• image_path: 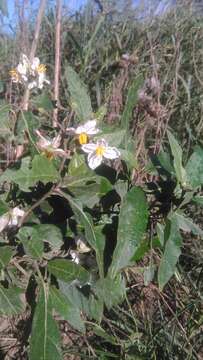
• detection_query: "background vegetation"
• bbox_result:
[0,0,202,359]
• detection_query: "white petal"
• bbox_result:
[66,127,76,134]
[0,213,10,232]
[81,142,97,153]
[17,63,27,76]
[87,152,102,169]
[84,120,99,135]
[36,130,51,149]
[97,138,108,147]
[103,146,120,160]
[75,125,86,134]
[21,75,28,82]
[52,134,61,148]
[28,81,37,89]
[31,57,40,70]
[53,149,67,157]
[70,250,80,264]
[12,207,25,218]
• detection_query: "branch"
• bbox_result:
[21,0,47,111]
[53,0,62,127]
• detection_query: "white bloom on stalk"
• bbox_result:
[66,120,99,145]
[28,57,50,89]
[0,207,25,233]
[10,54,50,90]
[36,130,66,159]
[82,138,120,170]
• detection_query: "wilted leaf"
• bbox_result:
[109,187,148,277]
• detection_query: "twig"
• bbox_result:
[53,0,62,127]
[21,0,47,111]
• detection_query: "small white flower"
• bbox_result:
[0,207,25,233]
[76,237,91,253]
[82,138,120,170]
[70,250,80,264]
[36,130,66,159]
[66,120,99,145]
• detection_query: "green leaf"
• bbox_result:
[186,146,203,188]
[120,75,144,148]
[158,217,182,290]
[0,286,26,315]
[16,111,39,143]
[0,246,13,270]
[109,187,148,277]
[94,275,125,310]
[1,155,59,191]
[58,190,104,277]
[173,212,203,237]
[48,259,90,283]
[65,65,92,121]
[95,128,126,148]
[59,281,103,322]
[32,93,54,111]
[167,130,187,186]
[50,286,85,333]
[0,200,9,216]
[0,103,12,138]
[34,224,63,251]
[29,285,62,360]
[17,226,44,259]
[193,195,203,207]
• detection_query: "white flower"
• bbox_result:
[0,207,25,233]
[82,138,120,170]
[10,54,50,90]
[76,237,91,253]
[66,120,99,145]
[36,130,66,159]
[70,250,80,264]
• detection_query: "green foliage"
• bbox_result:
[65,65,92,122]
[109,187,148,278]
[29,285,62,360]
[0,286,26,316]
[186,146,203,188]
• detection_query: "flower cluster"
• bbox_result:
[10,53,50,90]
[67,120,120,169]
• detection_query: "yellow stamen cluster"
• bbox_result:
[37,64,46,73]
[9,69,19,81]
[78,133,88,145]
[96,146,105,157]
[43,149,54,161]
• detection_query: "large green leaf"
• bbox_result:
[158,216,182,290]
[0,286,26,315]
[0,103,12,138]
[29,285,62,360]
[48,259,90,283]
[35,224,63,251]
[17,226,44,259]
[50,286,85,333]
[120,75,144,148]
[16,111,39,143]
[59,281,103,322]
[0,246,13,270]
[109,187,148,278]
[0,155,59,191]
[94,275,126,310]
[186,146,203,188]
[173,212,203,237]
[65,65,92,121]
[57,190,104,277]
[167,131,187,186]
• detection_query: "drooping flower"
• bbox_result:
[36,130,66,159]
[0,207,25,233]
[81,138,120,170]
[66,120,99,145]
[9,54,29,84]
